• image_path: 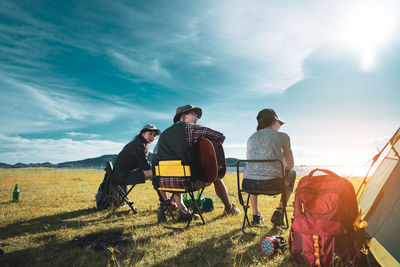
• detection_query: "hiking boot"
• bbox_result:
[224,204,240,215]
[271,208,284,226]
[177,209,192,222]
[177,209,200,222]
[168,202,178,211]
[157,204,168,224]
[252,213,264,225]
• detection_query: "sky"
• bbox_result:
[0,0,399,166]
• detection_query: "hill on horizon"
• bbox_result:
[0,153,241,169]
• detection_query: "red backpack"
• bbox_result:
[289,169,362,266]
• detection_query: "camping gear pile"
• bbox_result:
[183,191,214,213]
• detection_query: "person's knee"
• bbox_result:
[213,178,223,187]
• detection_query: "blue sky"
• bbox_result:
[1,0,399,166]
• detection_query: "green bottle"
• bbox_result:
[13,184,19,202]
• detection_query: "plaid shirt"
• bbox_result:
[157,122,225,190]
[183,123,225,145]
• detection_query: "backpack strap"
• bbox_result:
[309,168,341,179]
[313,235,321,267]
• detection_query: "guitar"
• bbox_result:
[194,138,226,183]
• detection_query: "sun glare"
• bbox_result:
[337,2,398,71]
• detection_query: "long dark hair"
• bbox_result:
[140,129,153,155]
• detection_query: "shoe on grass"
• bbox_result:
[224,203,240,215]
[157,204,167,224]
[252,213,264,225]
[168,202,178,211]
[271,208,284,226]
[177,209,200,222]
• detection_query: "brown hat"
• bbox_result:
[140,124,161,135]
[256,108,285,130]
[173,104,202,123]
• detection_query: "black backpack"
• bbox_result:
[95,162,124,210]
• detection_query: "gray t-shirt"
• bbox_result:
[243,128,294,180]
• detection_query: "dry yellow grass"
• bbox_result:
[0,168,362,266]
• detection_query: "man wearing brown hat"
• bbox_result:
[152,105,240,220]
[243,108,296,226]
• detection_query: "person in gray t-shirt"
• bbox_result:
[243,108,296,225]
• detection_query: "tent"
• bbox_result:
[357,127,400,266]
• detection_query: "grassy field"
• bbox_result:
[0,168,363,266]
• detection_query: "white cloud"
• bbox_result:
[66,132,100,138]
[0,134,124,164]
[190,55,215,66]
[109,49,171,85]
[0,75,129,135]
[212,0,400,93]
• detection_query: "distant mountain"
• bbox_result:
[226,157,245,167]
[55,154,119,169]
[0,154,120,169]
[0,153,240,169]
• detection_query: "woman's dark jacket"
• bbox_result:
[114,134,151,181]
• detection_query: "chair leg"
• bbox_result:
[166,192,176,222]
[186,188,205,228]
[242,193,251,233]
[282,206,289,229]
[111,185,125,214]
[281,190,289,229]
[111,185,137,214]
[156,190,177,223]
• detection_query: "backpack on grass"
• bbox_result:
[289,169,364,266]
[95,162,123,211]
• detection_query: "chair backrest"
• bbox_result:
[237,159,285,197]
[155,160,191,177]
[154,160,207,192]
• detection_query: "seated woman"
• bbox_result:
[113,124,177,210]
[243,109,296,225]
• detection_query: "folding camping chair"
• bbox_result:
[104,161,138,214]
[154,160,208,229]
[237,159,289,233]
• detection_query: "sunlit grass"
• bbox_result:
[0,168,362,266]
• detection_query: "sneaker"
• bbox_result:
[192,213,201,221]
[252,213,264,225]
[224,204,240,215]
[271,209,284,226]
